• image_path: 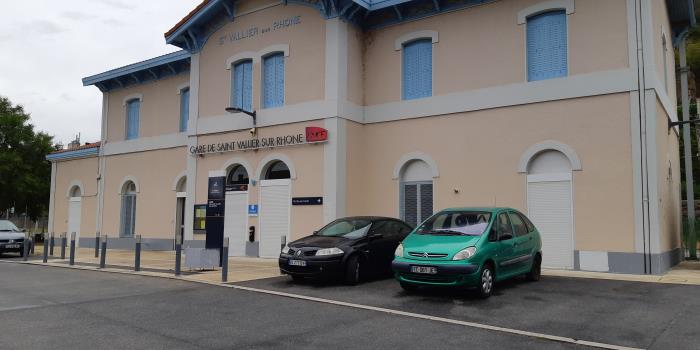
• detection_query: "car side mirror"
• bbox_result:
[499,233,514,241]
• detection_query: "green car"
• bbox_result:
[392,207,542,298]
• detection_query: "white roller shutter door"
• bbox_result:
[527,176,573,269]
[68,197,82,247]
[224,191,248,256]
[259,179,290,258]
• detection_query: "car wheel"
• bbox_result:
[344,255,361,285]
[477,263,494,298]
[18,249,24,258]
[526,255,542,282]
[400,282,418,292]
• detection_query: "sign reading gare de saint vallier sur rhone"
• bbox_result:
[189,127,329,155]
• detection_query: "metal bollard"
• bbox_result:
[174,234,182,276]
[22,232,29,261]
[49,234,55,256]
[43,235,49,263]
[30,235,35,255]
[280,236,286,253]
[94,232,100,258]
[134,235,141,272]
[60,233,66,260]
[222,237,229,283]
[99,235,107,268]
[69,232,76,266]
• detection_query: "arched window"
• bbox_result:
[69,185,82,198]
[232,60,253,112]
[125,99,140,139]
[120,181,137,237]
[226,164,250,186]
[526,10,568,82]
[399,160,433,227]
[402,39,433,100]
[262,53,284,108]
[264,160,291,180]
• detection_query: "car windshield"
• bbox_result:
[0,220,20,232]
[315,219,372,239]
[416,211,492,236]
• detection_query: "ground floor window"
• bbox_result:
[401,182,433,227]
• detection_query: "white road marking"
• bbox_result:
[7,260,644,350]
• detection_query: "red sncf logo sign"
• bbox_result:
[306,127,328,142]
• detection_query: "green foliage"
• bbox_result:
[0,96,54,219]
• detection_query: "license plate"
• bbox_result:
[4,244,20,249]
[411,266,437,274]
[289,259,306,267]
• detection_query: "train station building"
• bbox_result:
[47,0,695,274]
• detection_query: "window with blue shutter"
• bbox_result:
[527,10,568,82]
[232,60,253,112]
[125,99,140,140]
[179,87,189,132]
[402,39,432,100]
[262,53,284,108]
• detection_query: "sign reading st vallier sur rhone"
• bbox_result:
[218,15,302,46]
[190,127,328,155]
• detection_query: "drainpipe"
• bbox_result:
[679,31,697,259]
[633,0,652,273]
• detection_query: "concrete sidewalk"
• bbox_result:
[25,245,281,284]
[12,244,700,286]
[543,260,700,285]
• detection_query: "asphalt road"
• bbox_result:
[237,272,700,350]
[0,263,582,350]
[1,262,698,349]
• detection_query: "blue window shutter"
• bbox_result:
[402,39,432,100]
[242,61,252,111]
[527,10,568,82]
[232,60,253,111]
[179,88,189,132]
[263,53,284,108]
[126,100,139,139]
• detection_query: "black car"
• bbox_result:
[0,220,31,257]
[279,216,413,284]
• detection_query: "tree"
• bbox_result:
[0,96,54,220]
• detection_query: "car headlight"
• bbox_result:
[281,246,290,254]
[394,243,404,257]
[315,247,344,256]
[452,246,477,261]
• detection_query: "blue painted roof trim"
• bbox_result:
[46,147,99,162]
[82,50,191,92]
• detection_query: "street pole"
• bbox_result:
[680,34,697,259]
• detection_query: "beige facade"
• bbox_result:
[49,0,689,274]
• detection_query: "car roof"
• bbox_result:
[337,216,403,223]
[440,207,518,213]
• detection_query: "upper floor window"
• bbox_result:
[402,39,432,100]
[526,10,568,82]
[125,99,140,140]
[179,87,189,132]
[262,53,284,108]
[232,60,253,112]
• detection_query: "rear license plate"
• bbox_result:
[411,266,437,274]
[289,259,306,267]
[4,244,20,249]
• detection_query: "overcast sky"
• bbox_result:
[0,0,201,145]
